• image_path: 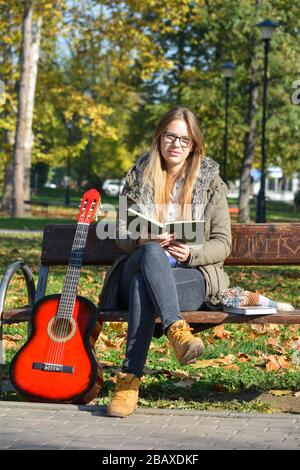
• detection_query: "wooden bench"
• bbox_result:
[1,222,300,392]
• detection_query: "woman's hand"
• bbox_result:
[137,231,175,248]
[167,240,190,263]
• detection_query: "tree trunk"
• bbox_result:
[238,60,259,223]
[1,6,15,213]
[12,2,32,217]
[12,2,42,217]
[23,15,43,215]
[1,129,15,213]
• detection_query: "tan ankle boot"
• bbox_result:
[106,372,141,418]
[167,320,205,365]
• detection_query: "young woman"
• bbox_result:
[99,106,232,417]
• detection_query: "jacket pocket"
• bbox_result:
[199,263,229,300]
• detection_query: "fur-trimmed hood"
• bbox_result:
[122,153,227,221]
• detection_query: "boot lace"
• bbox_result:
[170,322,194,344]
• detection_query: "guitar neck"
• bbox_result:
[57,223,90,319]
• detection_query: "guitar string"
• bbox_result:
[48,267,81,367]
[45,223,90,367]
[47,223,88,367]
[45,224,87,367]
[46,223,89,368]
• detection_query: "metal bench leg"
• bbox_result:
[0,261,36,395]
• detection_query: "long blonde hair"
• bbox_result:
[141,106,205,222]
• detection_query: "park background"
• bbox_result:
[0,0,300,412]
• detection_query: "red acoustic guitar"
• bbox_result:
[10,189,103,404]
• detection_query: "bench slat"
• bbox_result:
[98,309,300,325]
[3,307,299,326]
[227,223,300,265]
[2,307,33,323]
[41,223,300,266]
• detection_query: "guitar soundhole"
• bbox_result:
[47,317,76,343]
[52,319,72,338]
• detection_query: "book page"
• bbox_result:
[163,221,204,245]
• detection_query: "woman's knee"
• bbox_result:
[142,242,165,259]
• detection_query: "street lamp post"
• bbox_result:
[255,19,278,223]
[221,62,236,184]
[65,156,71,206]
[65,120,73,206]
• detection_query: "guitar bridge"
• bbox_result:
[32,362,74,374]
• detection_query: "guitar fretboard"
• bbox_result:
[56,223,89,320]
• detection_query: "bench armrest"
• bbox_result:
[0,261,36,316]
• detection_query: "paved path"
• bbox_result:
[0,229,43,235]
[0,401,299,450]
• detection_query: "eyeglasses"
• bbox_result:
[162,132,192,149]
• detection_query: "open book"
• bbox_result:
[222,305,277,315]
[127,207,204,246]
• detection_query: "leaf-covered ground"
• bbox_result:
[1,232,299,413]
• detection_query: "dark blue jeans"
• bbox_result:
[119,242,206,377]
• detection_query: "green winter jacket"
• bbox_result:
[98,154,232,312]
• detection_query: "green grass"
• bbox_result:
[0,215,74,230]
[91,325,300,413]
[0,232,299,413]
[228,197,300,222]
[0,196,299,231]
[31,187,119,208]
[0,188,120,230]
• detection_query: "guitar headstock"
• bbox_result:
[78,189,101,224]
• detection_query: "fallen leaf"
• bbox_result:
[106,376,117,384]
[173,379,195,389]
[265,355,291,371]
[150,343,170,354]
[237,353,251,363]
[264,355,280,371]
[143,368,172,377]
[205,334,216,345]
[3,334,22,350]
[107,322,127,334]
[98,360,115,367]
[98,332,125,350]
[250,324,281,336]
[269,390,293,396]
[191,354,236,369]
[277,355,292,369]
[267,338,285,354]
[267,337,278,348]
[222,354,236,364]
[223,364,240,371]
[238,272,248,279]
[294,391,300,397]
[190,359,219,369]
[291,339,300,350]
[4,334,22,341]
[172,370,190,379]
[3,339,19,350]
[213,325,232,340]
